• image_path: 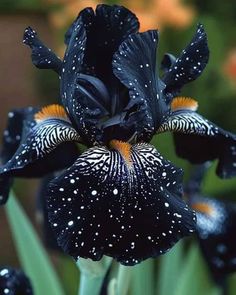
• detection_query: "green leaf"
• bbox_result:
[157,240,184,295]
[174,243,221,295]
[6,193,64,295]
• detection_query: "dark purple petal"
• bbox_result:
[163,24,209,102]
[0,107,37,205]
[0,107,80,178]
[0,267,33,295]
[36,173,61,251]
[48,143,195,266]
[190,196,236,283]
[23,27,62,74]
[61,5,140,144]
[161,53,177,74]
[158,110,236,178]
[113,30,168,141]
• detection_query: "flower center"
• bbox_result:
[109,140,132,167]
[191,202,214,216]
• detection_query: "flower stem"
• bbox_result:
[78,274,104,295]
[77,257,112,295]
[116,265,132,295]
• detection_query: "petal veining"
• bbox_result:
[48,143,196,265]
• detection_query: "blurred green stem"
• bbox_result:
[116,265,132,295]
[78,274,105,295]
[131,260,155,295]
[77,257,112,295]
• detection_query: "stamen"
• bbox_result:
[110,140,132,167]
[171,97,198,112]
[35,104,69,123]
[191,202,214,216]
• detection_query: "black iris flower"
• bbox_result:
[0,267,33,295]
[186,164,236,285]
[1,4,236,265]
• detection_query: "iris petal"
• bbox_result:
[158,109,236,178]
[78,5,139,82]
[0,267,33,295]
[163,24,209,102]
[161,53,177,74]
[0,108,37,205]
[61,19,100,145]
[0,105,80,178]
[23,27,62,74]
[113,30,167,141]
[190,196,236,283]
[61,5,140,144]
[47,143,195,266]
[37,173,61,251]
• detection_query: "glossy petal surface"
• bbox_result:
[48,143,196,265]
[159,110,236,178]
[0,108,80,178]
[113,30,167,140]
[0,108,37,205]
[37,174,61,251]
[61,5,140,144]
[163,24,209,102]
[23,27,62,74]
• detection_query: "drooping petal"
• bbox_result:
[0,105,80,178]
[0,267,33,295]
[23,27,62,74]
[158,98,236,178]
[47,142,196,266]
[184,163,211,195]
[0,107,37,205]
[112,30,168,141]
[36,173,61,251]
[190,196,236,283]
[162,24,209,102]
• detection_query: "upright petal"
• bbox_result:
[61,5,140,144]
[48,142,196,266]
[162,24,209,102]
[23,27,62,74]
[161,53,177,74]
[158,97,236,178]
[113,30,168,141]
[0,105,80,179]
[61,18,105,145]
[77,5,139,84]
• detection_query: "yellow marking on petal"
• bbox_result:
[171,97,198,112]
[110,140,132,167]
[191,202,214,216]
[35,104,69,123]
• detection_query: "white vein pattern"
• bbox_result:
[158,112,216,136]
[48,143,196,265]
[2,119,81,171]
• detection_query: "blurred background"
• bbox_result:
[0,0,236,294]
